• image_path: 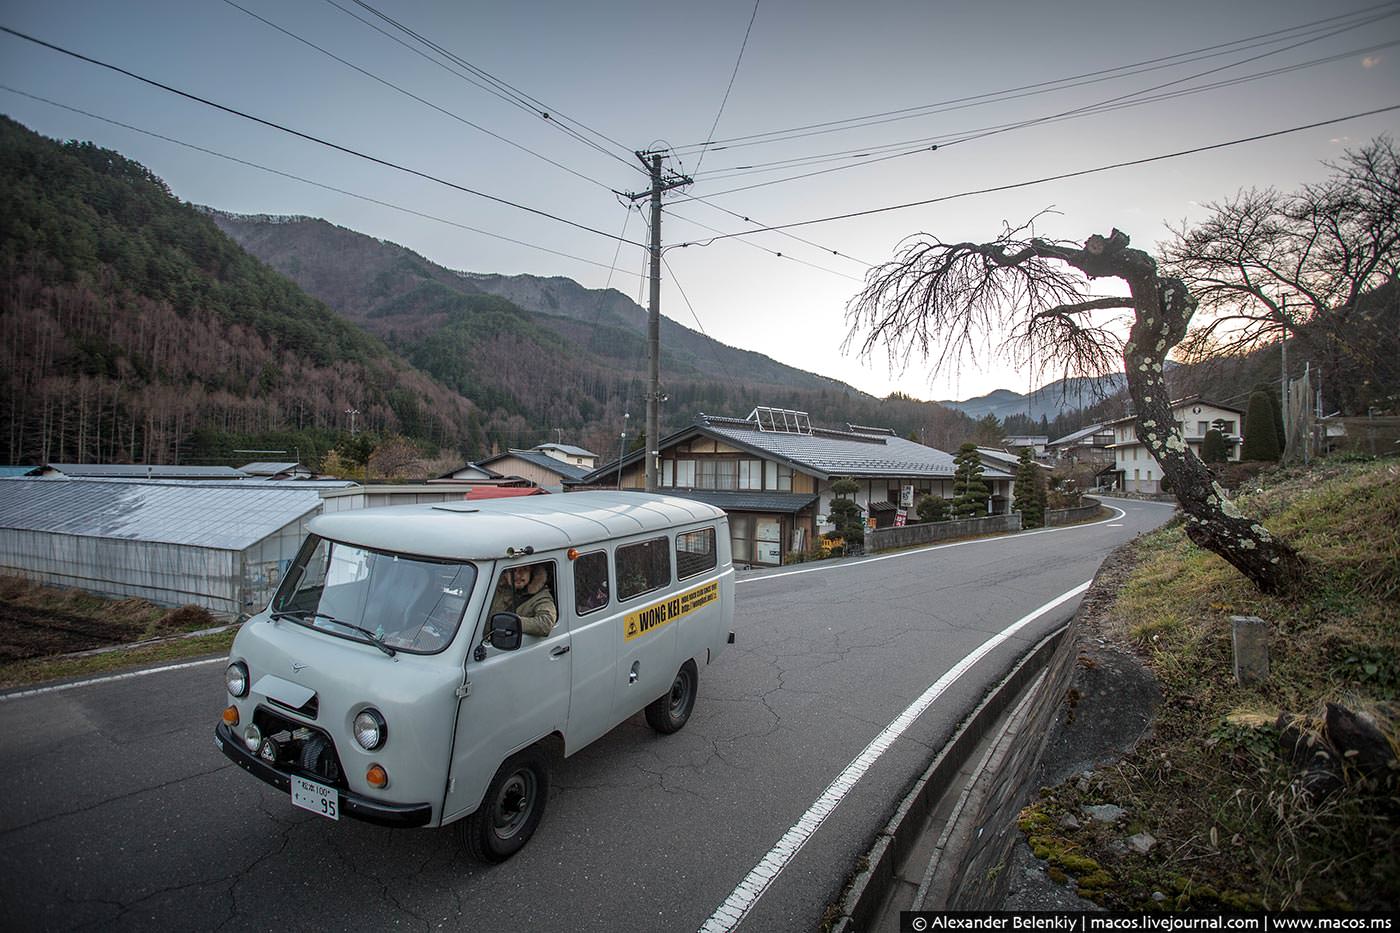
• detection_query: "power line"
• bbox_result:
[677,104,1400,246]
[0,85,645,277]
[688,27,1399,201]
[0,25,647,249]
[340,0,640,172]
[691,0,760,177]
[690,35,1400,187]
[220,0,622,195]
[671,1,1400,155]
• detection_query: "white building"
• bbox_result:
[1105,397,1245,493]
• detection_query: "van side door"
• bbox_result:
[612,535,678,721]
[442,560,571,821]
[560,548,618,752]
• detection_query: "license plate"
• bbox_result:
[291,775,339,821]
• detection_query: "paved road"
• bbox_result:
[0,499,1174,931]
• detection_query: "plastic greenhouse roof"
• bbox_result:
[0,479,323,550]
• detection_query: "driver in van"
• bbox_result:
[489,564,558,637]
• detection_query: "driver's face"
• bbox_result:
[510,567,532,589]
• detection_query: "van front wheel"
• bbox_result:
[459,747,550,862]
[645,661,697,734]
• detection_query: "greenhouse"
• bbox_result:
[0,479,326,615]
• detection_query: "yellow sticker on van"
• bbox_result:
[623,580,719,642]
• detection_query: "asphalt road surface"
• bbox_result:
[0,498,1175,932]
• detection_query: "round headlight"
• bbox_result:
[226,661,249,698]
[353,709,387,751]
[242,723,262,753]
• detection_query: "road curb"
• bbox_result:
[829,624,1067,933]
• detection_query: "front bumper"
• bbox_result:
[214,722,433,828]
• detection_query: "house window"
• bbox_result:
[730,515,753,563]
[1197,421,1210,435]
[676,528,717,579]
[675,459,696,487]
[1217,420,1236,434]
[737,460,762,490]
[616,537,671,601]
[696,460,738,489]
[764,461,792,491]
[662,460,674,487]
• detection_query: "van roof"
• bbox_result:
[308,490,727,560]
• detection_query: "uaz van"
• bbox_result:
[214,491,734,860]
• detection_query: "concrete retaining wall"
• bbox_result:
[867,513,1022,552]
[1045,497,1102,527]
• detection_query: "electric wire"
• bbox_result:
[691,35,1400,185]
[676,104,1400,246]
[673,1,1400,155]
[0,84,644,276]
[0,25,648,249]
[690,29,1400,200]
[340,0,639,172]
[664,206,864,281]
[691,0,760,177]
[221,0,622,195]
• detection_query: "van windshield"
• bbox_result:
[271,535,477,654]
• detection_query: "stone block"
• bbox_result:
[1231,615,1270,685]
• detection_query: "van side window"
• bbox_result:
[574,551,610,615]
[676,527,717,580]
[616,536,671,601]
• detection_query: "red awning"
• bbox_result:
[464,485,549,500]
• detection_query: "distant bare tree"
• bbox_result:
[1160,137,1400,412]
[847,223,1307,595]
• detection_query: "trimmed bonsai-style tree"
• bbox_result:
[1241,389,1281,462]
[1201,428,1230,465]
[916,493,949,522]
[1012,447,1045,528]
[952,443,989,519]
[825,477,865,553]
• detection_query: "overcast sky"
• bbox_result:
[2,0,1397,405]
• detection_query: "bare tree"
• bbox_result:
[847,224,1307,595]
[1160,137,1400,412]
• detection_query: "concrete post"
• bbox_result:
[1231,615,1270,685]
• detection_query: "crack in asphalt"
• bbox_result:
[0,761,236,838]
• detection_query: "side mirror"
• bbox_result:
[488,612,523,651]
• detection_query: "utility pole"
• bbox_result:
[627,151,691,492]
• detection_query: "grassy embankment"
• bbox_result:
[1021,456,1399,910]
[0,576,234,690]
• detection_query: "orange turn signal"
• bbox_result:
[222,705,239,726]
[366,764,389,789]
[567,547,579,561]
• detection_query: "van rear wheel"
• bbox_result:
[459,747,550,862]
[645,661,697,734]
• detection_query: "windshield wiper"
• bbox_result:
[271,610,396,657]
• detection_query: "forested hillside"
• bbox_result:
[212,212,984,455]
[0,117,474,465]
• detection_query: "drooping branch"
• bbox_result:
[847,224,1308,595]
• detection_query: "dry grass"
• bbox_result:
[1023,457,1400,910]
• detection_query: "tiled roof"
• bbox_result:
[483,449,594,482]
[533,443,598,458]
[1048,423,1109,447]
[662,489,819,514]
[583,414,1014,482]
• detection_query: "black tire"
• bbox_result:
[458,746,550,862]
[645,661,697,734]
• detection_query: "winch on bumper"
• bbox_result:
[214,718,432,829]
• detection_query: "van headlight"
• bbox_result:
[226,661,249,698]
[353,709,387,751]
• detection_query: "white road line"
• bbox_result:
[698,580,1093,933]
[0,656,224,702]
[737,505,1128,585]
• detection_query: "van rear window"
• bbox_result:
[616,537,671,601]
[676,528,717,579]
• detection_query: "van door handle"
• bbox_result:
[550,645,571,658]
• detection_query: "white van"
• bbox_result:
[214,491,734,860]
